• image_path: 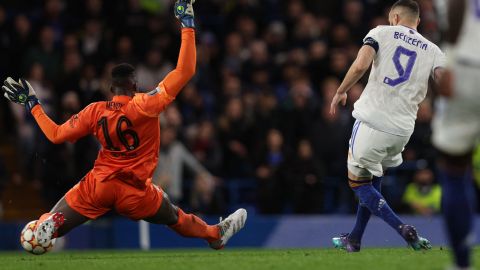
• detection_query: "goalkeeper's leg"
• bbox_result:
[144,193,220,243]
[144,192,247,249]
[35,196,90,244]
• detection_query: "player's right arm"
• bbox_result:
[2,77,94,144]
[330,26,381,115]
[330,45,376,115]
[131,0,196,117]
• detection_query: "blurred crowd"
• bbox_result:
[0,0,477,217]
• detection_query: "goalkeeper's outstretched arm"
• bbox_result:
[160,28,196,98]
[31,104,94,144]
[2,77,93,144]
[131,0,196,117]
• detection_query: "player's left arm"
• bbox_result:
[431,45,450,97]
[131,0,196,117]
[160,0,197,98]
[2,77,93,144]
[330,45,376,115]
[433,67,446,85]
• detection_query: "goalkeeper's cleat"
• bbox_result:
[332,233,361,252]
[209,208,247,250]
[400,224,432,251]
[35,212,65,245]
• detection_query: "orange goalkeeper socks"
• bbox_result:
[169,209,220,243]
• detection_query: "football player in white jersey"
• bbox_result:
[433,0,480,268]
[329,0,446,252]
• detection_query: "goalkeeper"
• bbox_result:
[3,0,246,252]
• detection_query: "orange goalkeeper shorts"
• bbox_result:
[65,172,164,220]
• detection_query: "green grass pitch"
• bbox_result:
[1,248,479,270]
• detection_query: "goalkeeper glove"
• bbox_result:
[2,77,40,112]
[174,0,196,29]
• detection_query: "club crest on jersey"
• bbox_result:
[69,114,79,128]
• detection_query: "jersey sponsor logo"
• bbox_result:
[111,152,138,158]
[393,31,428,50]
[384,46,417,87]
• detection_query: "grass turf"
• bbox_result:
[1,248,479,270]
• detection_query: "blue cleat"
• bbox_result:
[332,233,361,252]
[400,224,432,251]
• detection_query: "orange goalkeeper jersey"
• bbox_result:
[31,28,196,184]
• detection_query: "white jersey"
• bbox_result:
[432,0,480,155]
[455,0,480,64]
[353,25,446,136]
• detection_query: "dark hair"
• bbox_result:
[111,63,136,89]
[391,0,420,17]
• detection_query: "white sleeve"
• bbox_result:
[363,26,384,53]
[431,46,447,78]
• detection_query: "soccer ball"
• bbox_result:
[20,220,56,255]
